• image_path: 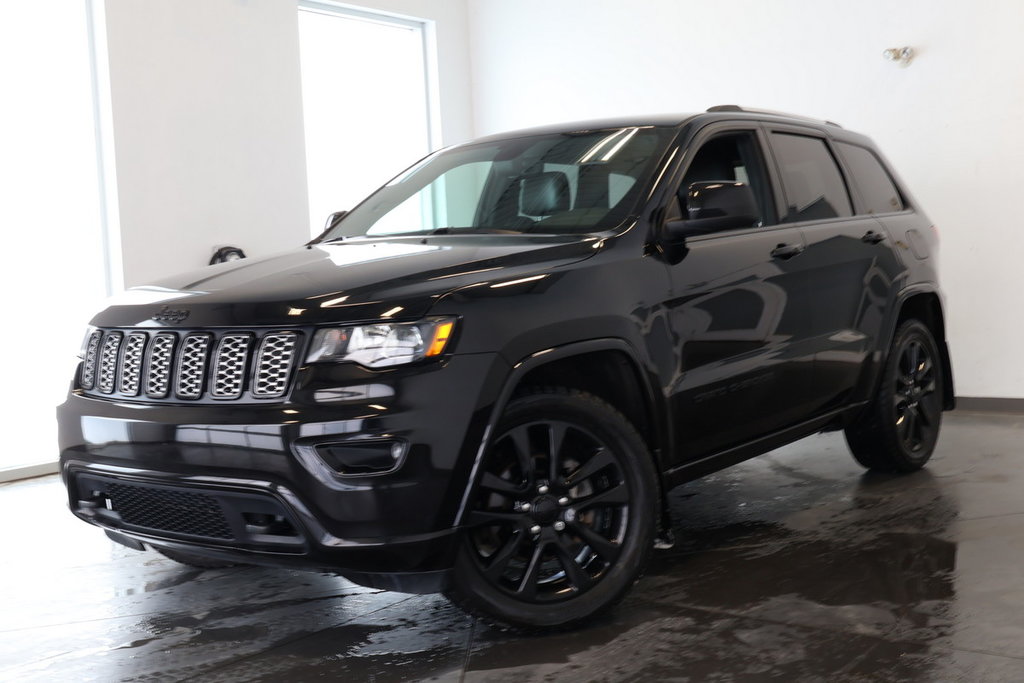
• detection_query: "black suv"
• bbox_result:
[59,106,954,630]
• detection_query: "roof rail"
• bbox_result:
[706,104,842,128]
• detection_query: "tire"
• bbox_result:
[445,387,658,631]
[845,320,945,473]
[154,546,240,569]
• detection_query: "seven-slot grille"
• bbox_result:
[80,329,300,402]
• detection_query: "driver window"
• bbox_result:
[676,132,774,229]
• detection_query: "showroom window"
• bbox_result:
[0,2,110,477]
[298,3,435,238]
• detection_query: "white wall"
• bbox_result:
[102,0,474,289]
[103,0,311,287]
[468,0,1024,399]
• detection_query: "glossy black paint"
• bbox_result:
[58,110,953,592]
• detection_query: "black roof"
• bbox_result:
[469,106,874,148]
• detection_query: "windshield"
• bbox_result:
[322,126,677,240]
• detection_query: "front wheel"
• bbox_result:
[445,387,658,631]
[845,320,945,473]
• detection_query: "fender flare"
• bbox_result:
[452,338,665,526]
[879,284,955,410]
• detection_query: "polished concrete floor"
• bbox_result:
[3,410,1024,682]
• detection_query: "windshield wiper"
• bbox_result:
[427,226,520,235]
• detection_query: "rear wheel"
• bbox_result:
[845,320,944,473]
[445,387,657,630]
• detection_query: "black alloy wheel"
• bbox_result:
[846,320,944,473]
[893,335,941,454]
[445,387,657,630]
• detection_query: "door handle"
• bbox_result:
[770,243,804,260]
[862,230,887,244]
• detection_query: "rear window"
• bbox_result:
[770,133,852,222]
[836,142,905,214]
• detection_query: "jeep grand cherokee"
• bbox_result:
[59,106,954,629]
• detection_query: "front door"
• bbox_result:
[662,127,819,462]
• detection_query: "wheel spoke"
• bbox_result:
[547,422,568,483]
[515,539,546,598]
[917,406,931,428]
[569,520,621,562]
[575,481,629,510]
[919,392,940,426]
[479,472,525,496]
[507,425,535,486]
[904,407,919,447]
[564,447,615,488]
[483,530,526,580]
[551,536,593,592]
[896,408,910,440]
[468,509,523,528]
[907,343,921,379]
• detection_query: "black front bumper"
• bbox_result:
[58,352,507,593]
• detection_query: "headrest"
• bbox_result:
[520,172,570,216]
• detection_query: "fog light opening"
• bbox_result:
[242,512,297,537]
[314,440,407,476]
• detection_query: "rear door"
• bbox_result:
[763,127,903,415]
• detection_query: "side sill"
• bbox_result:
[663,405,861,488]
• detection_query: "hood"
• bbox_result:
[93,234,602,328]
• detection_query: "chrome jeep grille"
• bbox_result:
[81,329,302,403]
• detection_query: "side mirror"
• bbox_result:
[307,210,348,245]
[323,210,348,231]
[666,182,759,239]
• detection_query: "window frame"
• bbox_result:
[659,123,783,241]
[763,126,856,226]
[833,141,910,217]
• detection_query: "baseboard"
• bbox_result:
[956,396,1024,414]
[0,461,59,484]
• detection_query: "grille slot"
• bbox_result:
[105,482,234,539]
[176,334,212,399]
[211,334,252,398]
[119,333,147,396]
[81,330,103,390]
[81,328,301,402]
[253,332,299,398]
[146,333,176,398]
[98,332,123,394]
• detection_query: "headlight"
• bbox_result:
[307,317,456,368]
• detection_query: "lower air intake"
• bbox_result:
[106,482,234,539]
